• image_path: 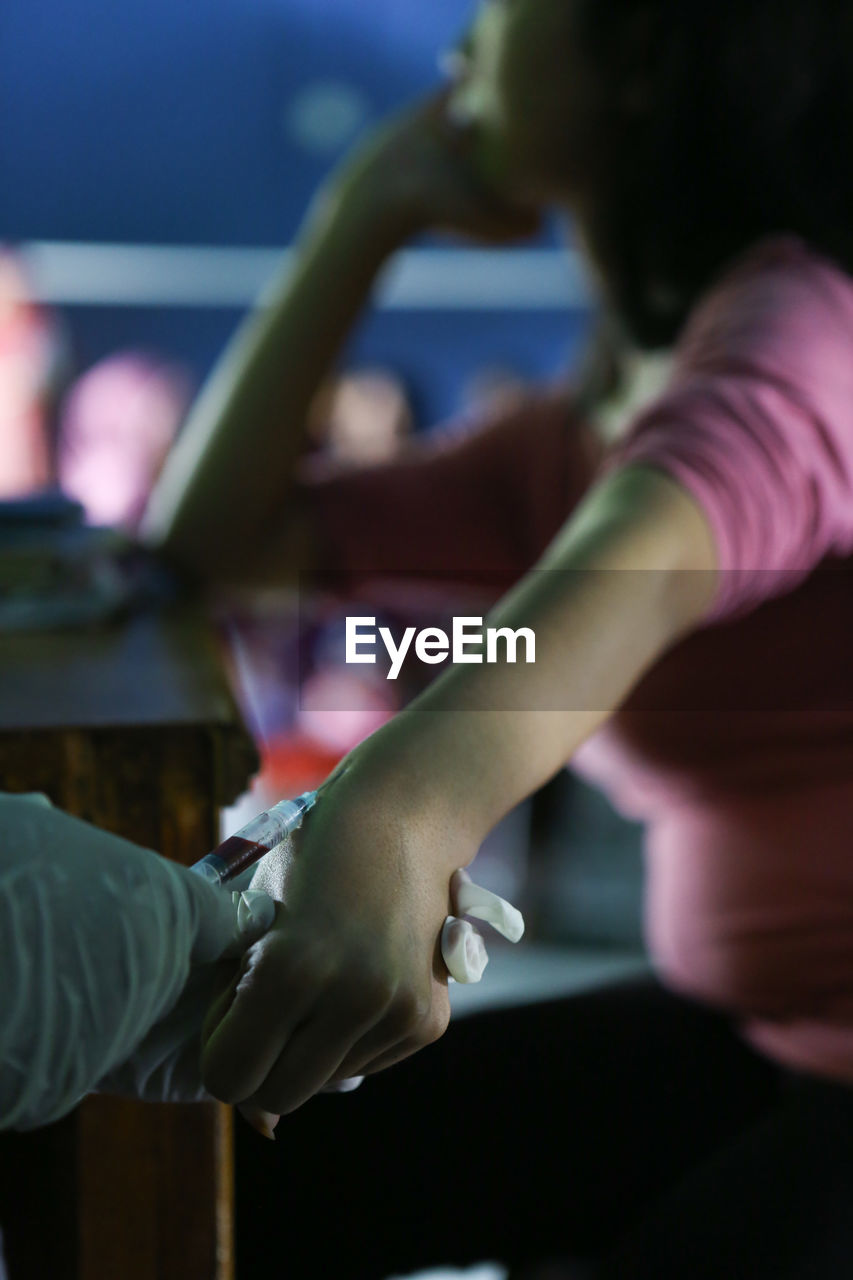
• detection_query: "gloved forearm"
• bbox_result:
[0,793,270,1130]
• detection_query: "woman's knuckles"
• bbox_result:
[380,986,432,1037]
[423,997,451,1045]
[343,968,397,1018]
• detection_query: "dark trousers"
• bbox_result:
[235,978,853,1279]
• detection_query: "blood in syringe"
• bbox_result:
[210,835,268,880]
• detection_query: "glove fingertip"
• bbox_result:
[233,889,277,946]
[441,916,488,984]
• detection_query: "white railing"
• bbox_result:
[18,242,592,310]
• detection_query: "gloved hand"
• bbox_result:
[0,793,275,1129]
[92,886,276,1106]
[441,867,525,983]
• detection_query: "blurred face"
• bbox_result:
[447,0,599,204]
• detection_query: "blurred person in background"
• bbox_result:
[144,0,853,1275]
[0,245,187,525]
[57,351,190,530]
[462,361,528,420]
[307,367,413,467]
[0,247,65,498]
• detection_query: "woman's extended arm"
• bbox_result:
[199,462,717,1116]
[365,465,717,838]
[142,95,540,584]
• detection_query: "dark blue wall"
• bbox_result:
[2,0,588,424]
[2,0,474,242]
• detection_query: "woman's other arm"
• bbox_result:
[142,96,540,585]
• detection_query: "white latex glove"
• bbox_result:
[92,887,276,1106]
[441,867,525,983]
[0,793,275,1130]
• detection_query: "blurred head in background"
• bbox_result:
[57,352,190,529]
[307,369,413,466]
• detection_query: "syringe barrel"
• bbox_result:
[191,856,230,889]
[190,791,317,888]
[234,803,299,851]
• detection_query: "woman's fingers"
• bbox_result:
[246,1000,386,1116]
[234,964,444,1115]
[201,925,443,1114]
[200,931,318,1104]
[333,1032,439,1083]
[323,978,451,1083]
[308,924,452,1083]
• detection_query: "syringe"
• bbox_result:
[190,790,319,889]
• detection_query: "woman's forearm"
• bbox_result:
[141,184,404,582]
[349,465,717,853]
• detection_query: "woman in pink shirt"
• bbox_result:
[146,0,853,1274]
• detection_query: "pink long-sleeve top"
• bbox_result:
[301,236,853,1084]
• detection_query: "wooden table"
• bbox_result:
[0,609,258,1280]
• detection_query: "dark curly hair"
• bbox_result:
[573,0,853,347]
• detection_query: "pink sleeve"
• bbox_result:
[605,239,853,621]
[298,388,602,598]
